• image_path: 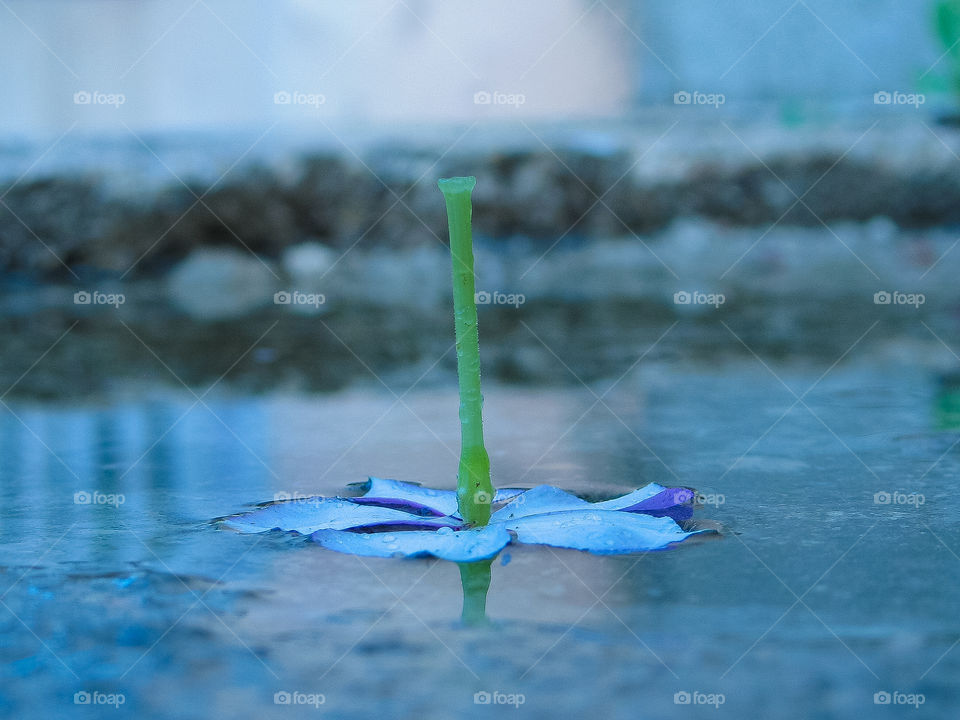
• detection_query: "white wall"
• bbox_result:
[0,0,632,135]
[0,0,947,138]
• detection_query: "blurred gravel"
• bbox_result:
[2,119,960,276]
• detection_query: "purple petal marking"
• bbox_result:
[347,496,449,516]
[490,485,590,523]
[310,525,512,562]
[604,486,696,512]
[352,477,526,517]
[639,487,695,510]
[352,477,458,516]
[646,504,694,522]
[219,497,461,535]
[500,509,711,554]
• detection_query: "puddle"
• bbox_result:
[0,360,957,718]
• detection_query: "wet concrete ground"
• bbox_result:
[1,355,957,718]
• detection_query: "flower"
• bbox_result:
[218,478,716,562]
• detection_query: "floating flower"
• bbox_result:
[217,478,714,562]
[218,177,719,565]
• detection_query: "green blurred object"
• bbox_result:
[935,0,960,101]
[779,97,807,127]
[935,373,960,430]
[438,176,494,526]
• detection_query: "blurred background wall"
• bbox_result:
[0,0,946,136]
[0,0,632,134]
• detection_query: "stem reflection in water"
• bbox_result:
[458,558,493,626]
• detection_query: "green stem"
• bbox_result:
[458,558,493,626]
[438,176,493,526]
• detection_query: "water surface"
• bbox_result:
[1,360,957,718]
